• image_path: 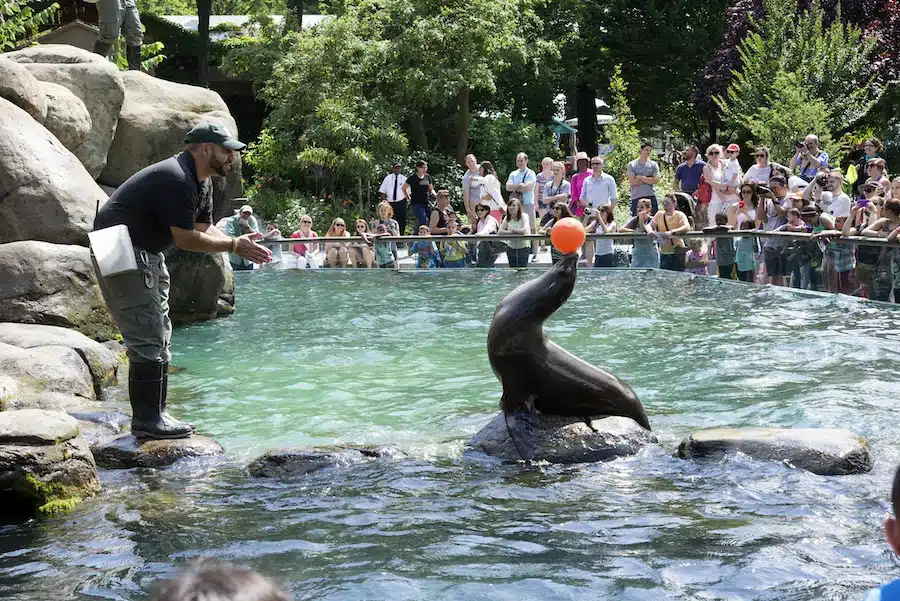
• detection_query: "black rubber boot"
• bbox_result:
[161,362,195,432]
[129,361,192,440]
[126,44,142,71]
[93,40,112,57]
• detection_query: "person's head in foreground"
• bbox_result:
[150,561,290,601]
[863,463,900,599]
[715,212,728,227]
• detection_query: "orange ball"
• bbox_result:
[550,217,586,254]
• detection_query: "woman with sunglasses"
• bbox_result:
[350,219,376,268]
[855,138,883,185]
[702,144,736,228]
[539,202,575,264]
[730,183,760,229]
[743,147,774,185]
[323,218,351,267]
[473,202,502,267]
[500,198,531,267]
[289,215,320,269]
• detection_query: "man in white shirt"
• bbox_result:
[818,172,851,218]
[580,156,618,263]
[379,162,408,236]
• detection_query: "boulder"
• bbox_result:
[676,427,874,476]
[0,241,117,340]
[38,81,92,152]
[248,445,406,478]
[468,414,657,464]
[0,100,105,246]
[92,434,224,469]
[0,56,46,122]
[3,44,107,65]
[0,323,120,392]
[8,46,124,178]
[164,248,234,325]
[0,342,96,411]
[0,375,16,411]
[98,72,240,198]
[0,409,100,517]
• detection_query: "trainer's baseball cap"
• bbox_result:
[185,122,246,150]
[726,143,740,153]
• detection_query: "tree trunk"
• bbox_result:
[575,83,597,155]
[197,0,211,87]
[707,110,719,145]
[286,0,303,31]
[455,87,470,166]
[408,113,427,150]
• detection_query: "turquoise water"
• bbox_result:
[3,269,900,600]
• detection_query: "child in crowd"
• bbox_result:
[440,220,468,268]
[263,222,282,266]
[814,215,856,294]
[685,238,709,275]
[372,223,398,269]
[409,225,438,268]
[586,205,617,267]
[778,208,814,289]
[735,219,759,282]
[707,212,736,279]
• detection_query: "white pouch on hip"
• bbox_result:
[88,224,138,277]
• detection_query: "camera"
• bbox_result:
[755,184,773,198]
[815,174,827,186]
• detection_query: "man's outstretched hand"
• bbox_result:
[235,233,273,264]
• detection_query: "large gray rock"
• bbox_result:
[0,56,46,122]
[4,44,107,65]
[92,434,224,469]
[0,241,118,341]
[676,427,874,476]
[0,342,96,410]
[164,248,234,325]
[0,323,120,392]
[248,445,406,478]
[38,81,91,152]
[7,45,125,178]
[0,99,105,245]
[0,409,100,517]
[468,414,657,463]
[98,71,241,203]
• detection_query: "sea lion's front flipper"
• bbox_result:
[503,395,540,461]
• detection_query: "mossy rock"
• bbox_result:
[0,410,100,519]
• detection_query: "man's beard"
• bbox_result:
[209,154,231,177]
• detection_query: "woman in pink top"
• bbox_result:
[568,151,591,217]
[289,215,320,268]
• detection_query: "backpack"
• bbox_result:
[695,174,712,204]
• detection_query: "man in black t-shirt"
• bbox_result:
[402,160,435,229]
[92,122,271,439]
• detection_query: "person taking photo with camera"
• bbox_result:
[789,134,829,182]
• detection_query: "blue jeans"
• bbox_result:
[659,251,685,272]
[412,204,429,229]
[507,247,531,267]
[442,259,466,268]
[593,253,615,268]
[791,261,814,290]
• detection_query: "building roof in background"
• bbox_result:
[160,14,328,40]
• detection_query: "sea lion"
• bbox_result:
[487,252,651,461]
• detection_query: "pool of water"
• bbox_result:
[3,269,900,600]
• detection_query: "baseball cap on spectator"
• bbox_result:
[437,189,450,197]
[392,161,401,168]
[185,122,246,150]
[726,143,740,153]
[239,205,253,214]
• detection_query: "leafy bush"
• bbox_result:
[604,65,642,202]
[468,116,561,180]
[0,0,58,49]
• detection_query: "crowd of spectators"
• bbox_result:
[238,136,900,301]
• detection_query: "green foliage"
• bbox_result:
[137,0,286,15]
[740,70,835,166]
[111,40,167,71]
[716,0,878,161]
[467,116,561,180]
[0,0,58,50]
[604,65,642,201]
